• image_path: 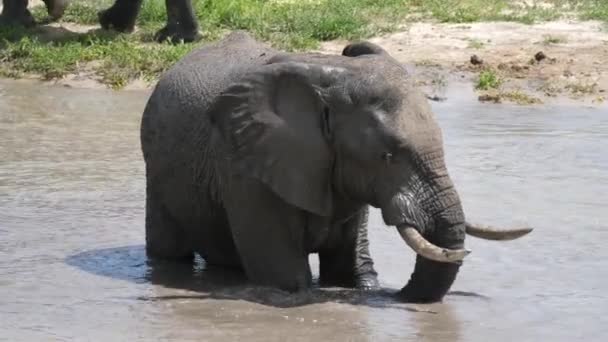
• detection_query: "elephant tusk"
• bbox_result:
[396,225,471,263]
[465,222,533,241]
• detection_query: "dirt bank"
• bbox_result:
[319,20,608,106]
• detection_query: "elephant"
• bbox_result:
[140,31,533,303]
[0,0,200,43]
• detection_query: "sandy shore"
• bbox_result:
[319,20,608,105]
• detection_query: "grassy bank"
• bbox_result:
[1,0,607,89]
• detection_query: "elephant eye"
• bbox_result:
[369,96,383,106]
[381,151,393,164]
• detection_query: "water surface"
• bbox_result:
[1,79,607,341]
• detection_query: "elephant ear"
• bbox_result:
[210,62,340,217]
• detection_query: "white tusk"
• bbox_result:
[397,225,471,263]
[465,222,533,241]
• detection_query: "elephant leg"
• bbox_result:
[145,181,194,263]
[223,176,312,292]
[0,0,36,27]
[190,210,244,270]
[319,207,379,290]
[98,0,143,33]
[42,0,68,20]
[154,0,200,43]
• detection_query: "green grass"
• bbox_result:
[580,0,608,21]
[0,27,197,88]
[406,0,608,24]
[32,1,106,24]
[1,0,413,87]
[404,0,558,24]
[476,70,502,90]
[1,0,607,88]
[33,0,412,50]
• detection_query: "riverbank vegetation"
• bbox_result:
[1,0,606,88]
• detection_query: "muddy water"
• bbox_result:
[1,79,607,342]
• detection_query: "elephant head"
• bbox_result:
[210,43,532,303]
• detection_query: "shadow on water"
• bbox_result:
[65,245,478,312]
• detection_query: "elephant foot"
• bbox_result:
[154,24,201,44]
[0,9,36,28]
[42,0,69,20]
[98,7,136,33]
[356,272,380,291]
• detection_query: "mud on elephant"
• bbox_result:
[0,0,200,43]
[140,31,533,303]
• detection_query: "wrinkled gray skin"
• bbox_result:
[0,0,199,43]
[141,31,470,303]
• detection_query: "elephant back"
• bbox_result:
[156,31,277,117]
[140,32,277,181]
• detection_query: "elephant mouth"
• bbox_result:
[395,222,534,263]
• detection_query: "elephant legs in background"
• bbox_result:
[0,0,201,43]
[0,0,35,27]
[42,0,68,20]
[0,0,69,26]
[99,0,201,43]
[153,0,200,43]
[319,207,379,290]
[98,0,144,33]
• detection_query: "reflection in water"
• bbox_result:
[67,245,432,311]
[1,79,607,341]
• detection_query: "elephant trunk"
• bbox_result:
[398,249,463,303]
[402,172,467,302]
[383,136,533,301]
[391,169,533,302]
[378,148,469,303]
